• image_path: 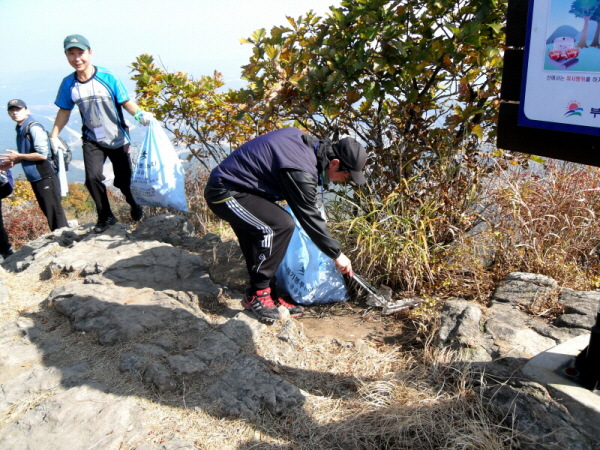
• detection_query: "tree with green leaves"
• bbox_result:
[131,54,281,170]
[589,3,600,47]
[240,0,504,171]
[569,0,600,48]
[238,0,508,290]
[129,0,552,296]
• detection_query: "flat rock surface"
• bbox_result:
[0,215,406,449]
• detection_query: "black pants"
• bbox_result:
[31,176,68,231]
[83,140,138,222]
[0,182,13,253]
[206,192,294,292]
[0,201,9,254]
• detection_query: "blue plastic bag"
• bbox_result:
[275,205,349,305]
[131,119,188,212]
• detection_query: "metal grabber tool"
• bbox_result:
[350,274,423,315]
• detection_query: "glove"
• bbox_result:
[50,137,66,153]
[134,109,154,126]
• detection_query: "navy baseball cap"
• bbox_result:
[64,34,90,51]
[7,99,27,110]
[332,137,367,185]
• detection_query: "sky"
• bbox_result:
[0,0,341,178]
[547,0,583,32]
[0,0,340,96]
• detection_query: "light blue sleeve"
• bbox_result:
[95,67,130,104]
[29,125,50,158]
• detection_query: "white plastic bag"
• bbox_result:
[275,206,349,305]
[57,145,68,197]
[131,119,188,212]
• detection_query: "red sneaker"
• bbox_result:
[241,287,281,323]
[276,297,304,318]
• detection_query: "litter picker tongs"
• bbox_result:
[350,273,423,315]
[351,273,388,306]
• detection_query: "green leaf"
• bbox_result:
[271,26,292,39]
[286,16,297,28]
[471,124,483,139]
[251,29,266,42]
[488,23,504,34]
[265,45,279,60]
[529,155,546,164]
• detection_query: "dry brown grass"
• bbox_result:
[487,160,600,290]
[201,316,518,450]
[131,362,513,450]
[0,267,79,323]
[515,288,567,321]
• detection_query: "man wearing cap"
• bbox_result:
[2,99,68,232]
[49,34,153,233]
[204,127,367,323]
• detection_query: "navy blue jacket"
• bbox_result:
[207,127,341,259]
[209,127,319,200]
[16,116,55,183]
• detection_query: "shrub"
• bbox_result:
[487,160,600,289]
[329,148,494,295]
[62,182,95,218]
[3,202,49,248]
[4,178,36,207]
[180,162,213,234]
[329,157,600,300]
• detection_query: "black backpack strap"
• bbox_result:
[24,121,44,144]
[24,122,53,169]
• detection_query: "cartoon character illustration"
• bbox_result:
[548,36,580,59]
[548,35,581,60]
[546,25,581,69]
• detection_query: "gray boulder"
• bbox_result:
[438,272,600,449]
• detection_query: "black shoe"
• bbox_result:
[241,287,281,323]
[268,282,304,318]
[276,297,305,318]
[1,247,14,259]
[94,216,118,233]
[131,205,144,222]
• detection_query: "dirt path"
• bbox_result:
[195,235,408,345]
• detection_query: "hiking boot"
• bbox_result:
[276,296,304,318]
[94,215,118,233]
[1,247,14,260]
[241,287,281,323]
[131,205,144,222]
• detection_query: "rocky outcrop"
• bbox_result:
[437,272,599,449]
[0,215,305,449]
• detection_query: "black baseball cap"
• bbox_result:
[7,99,27,110]
[64,34,90,51]
[332,137,367,185]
